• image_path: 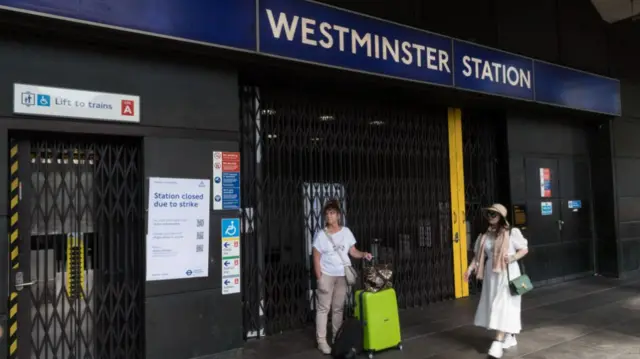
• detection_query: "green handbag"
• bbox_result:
[507,258,533,296]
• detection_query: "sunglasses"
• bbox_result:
[486,211,499,219]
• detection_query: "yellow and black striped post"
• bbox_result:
[66,234,86,300]
[9,141,19,358]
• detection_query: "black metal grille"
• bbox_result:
[462,113,502,294]
[240,86,454,337]
[25,137,143,359]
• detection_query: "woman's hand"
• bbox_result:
[504,254,516,264]
[463,270,471,283]
[363,252,373,261]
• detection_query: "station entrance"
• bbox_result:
[7,133,144,359]
[239,84,504,337]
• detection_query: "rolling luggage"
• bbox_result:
[354,288,403,358]
[331,316,362,359]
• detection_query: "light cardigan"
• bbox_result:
[474,226,510,280]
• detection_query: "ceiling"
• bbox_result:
[592,0,640,23]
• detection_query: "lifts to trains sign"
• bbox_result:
[0,0,621,116]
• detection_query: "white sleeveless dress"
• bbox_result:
[473,228,529,334]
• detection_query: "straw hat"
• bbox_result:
[484,203,509,226]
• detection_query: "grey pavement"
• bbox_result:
[240,276,640,358]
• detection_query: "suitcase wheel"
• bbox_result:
[367,352,374,359]
[397,343,403,351]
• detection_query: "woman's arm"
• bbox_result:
[312,248,322,279]
[507,228,529,263]
[349,246,372,260]
[508,248,529,263]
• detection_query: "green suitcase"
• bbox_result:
[354,288,403,358]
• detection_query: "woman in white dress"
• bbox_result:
[463,203,529,359]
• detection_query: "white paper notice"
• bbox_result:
[146,177,210,281]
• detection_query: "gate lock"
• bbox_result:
[15,271,37,292]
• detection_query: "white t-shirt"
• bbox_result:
[313,227,357,277]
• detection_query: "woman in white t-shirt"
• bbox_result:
[312,199,372,354]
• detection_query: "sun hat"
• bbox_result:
[484,203,509,226]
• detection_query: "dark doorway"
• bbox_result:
[522,155,594,283]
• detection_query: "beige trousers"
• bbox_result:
[316,275,348,343]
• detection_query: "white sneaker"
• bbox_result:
[488,340,504,358]
[317,341,331,355]
[503,334,517,349]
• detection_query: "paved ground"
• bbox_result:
[241,276,640,358]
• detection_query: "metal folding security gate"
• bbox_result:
[8,135,144,359]
[240,86,454,337]
[461,112,503,294]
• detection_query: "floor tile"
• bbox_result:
[569,330,640,355]
[520,341,617,359]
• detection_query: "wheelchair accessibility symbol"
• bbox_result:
[221,218,239,238]
[37,94,51,107]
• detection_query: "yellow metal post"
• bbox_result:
[448,108,469,298]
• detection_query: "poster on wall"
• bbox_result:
[541,201,553,216]
[539,168,552,197]
[221,218,241,295]
[213,151,241,210]
[568,200,582,212]
[146,177,211,281]
[513,204,528,228]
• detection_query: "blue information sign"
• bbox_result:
[0,0,622,116]
[221,218,240,239]
[213,151,241,210]
[0,0,257,51]
[453,41,534,101]
[534,61,621,116]
[259,0,454,86]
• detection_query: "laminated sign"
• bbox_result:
[213,152,241,210]
[539,168,552,198]
[221,218,241,295]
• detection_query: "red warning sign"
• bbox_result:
[222,152,240,172]
[121,100,135,116]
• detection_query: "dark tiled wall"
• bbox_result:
[613,119,640,272]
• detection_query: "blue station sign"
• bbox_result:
[0,0,621,116]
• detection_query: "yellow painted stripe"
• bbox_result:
[10,162,17,175]
[9,340,17,355]
[10,145,17,158]
[9,304,17,319]
[12,263,19,270]
[10,213,18,227]
[454,109,469,298]
[10,292,17,301]
[10,230,18,243]
[10,195,18,210]
[448,108,469,299]
[448,108,462,299]
[10,178,18,192]
[11,247,18,261]
[9,322,16,337]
